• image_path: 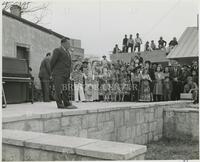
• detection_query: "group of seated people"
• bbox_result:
[144,37,178,53]
[69,55,198,104]
[112,34,178,54]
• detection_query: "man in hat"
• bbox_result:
[101,55,109,68]
[50,37,76,109]
[39,52,51,102]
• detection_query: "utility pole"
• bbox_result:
[197,14,199,30]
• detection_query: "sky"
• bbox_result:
[25,0,199,58]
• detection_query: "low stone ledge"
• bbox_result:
[3,130,46,146]
[76,140,147,160]
[62,109,88,116]
[2,129,147,161]
[164,108,199,113]
[3,101,191,124]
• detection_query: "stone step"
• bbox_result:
[2,129,147,161]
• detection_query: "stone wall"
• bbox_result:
[3,103,166,145]
[3,102,198,145]
[163,108,199,140]
[2,129,146,161]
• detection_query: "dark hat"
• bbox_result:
[82,58,89,63]
[61,37,70,43]
[74,61,82,69]
[145,60,151,65]
[134,65,141,71]
[102,55,106,58]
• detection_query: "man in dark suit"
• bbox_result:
[39,53,51,102]
[50,37,76,109]
[170,65,182,100]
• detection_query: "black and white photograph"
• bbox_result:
[1,0,199,161]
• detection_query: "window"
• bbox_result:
[16,45,30,65]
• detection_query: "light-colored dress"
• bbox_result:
[92,71,99,101]
[153,72,164,95]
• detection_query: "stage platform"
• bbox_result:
[2,100,197,121]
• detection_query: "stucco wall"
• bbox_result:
[2,15,84,88]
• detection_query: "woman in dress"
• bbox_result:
[131,66,141,101]
[139,68,152,102]
[153,65,165,101]
[91,61,99,101]
[84,61,93,102]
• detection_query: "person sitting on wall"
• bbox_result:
[113,44,121,54]
[184,76,198,104]
[144,41,151,51]
[158,36,167,49]
[134,33,142,52]
[150,40,156,50]
[166,37,178,55]
[169,37,178,47]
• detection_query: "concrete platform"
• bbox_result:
[2,100,195,120]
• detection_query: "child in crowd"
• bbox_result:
[71,62,86,102]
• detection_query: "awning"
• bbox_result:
[167,27,199,59]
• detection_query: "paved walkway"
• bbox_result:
[2,100,196,119]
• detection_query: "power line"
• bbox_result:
[143,0,181,38]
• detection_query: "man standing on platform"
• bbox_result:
[50,37,77,109]
[122,34,128,52]
[39,53,51,102]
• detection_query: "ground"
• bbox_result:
[145,137,199,160]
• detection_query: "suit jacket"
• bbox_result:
[50,47,72,78]
[38,57,51,79]
[170,68,182,81]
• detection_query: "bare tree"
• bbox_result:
[2,1,50,24]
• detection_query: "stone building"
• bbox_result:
[2,7,84,88]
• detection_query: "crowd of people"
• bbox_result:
[38,38,198,109]
[112,33,178,54]
[70,55,199,104]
